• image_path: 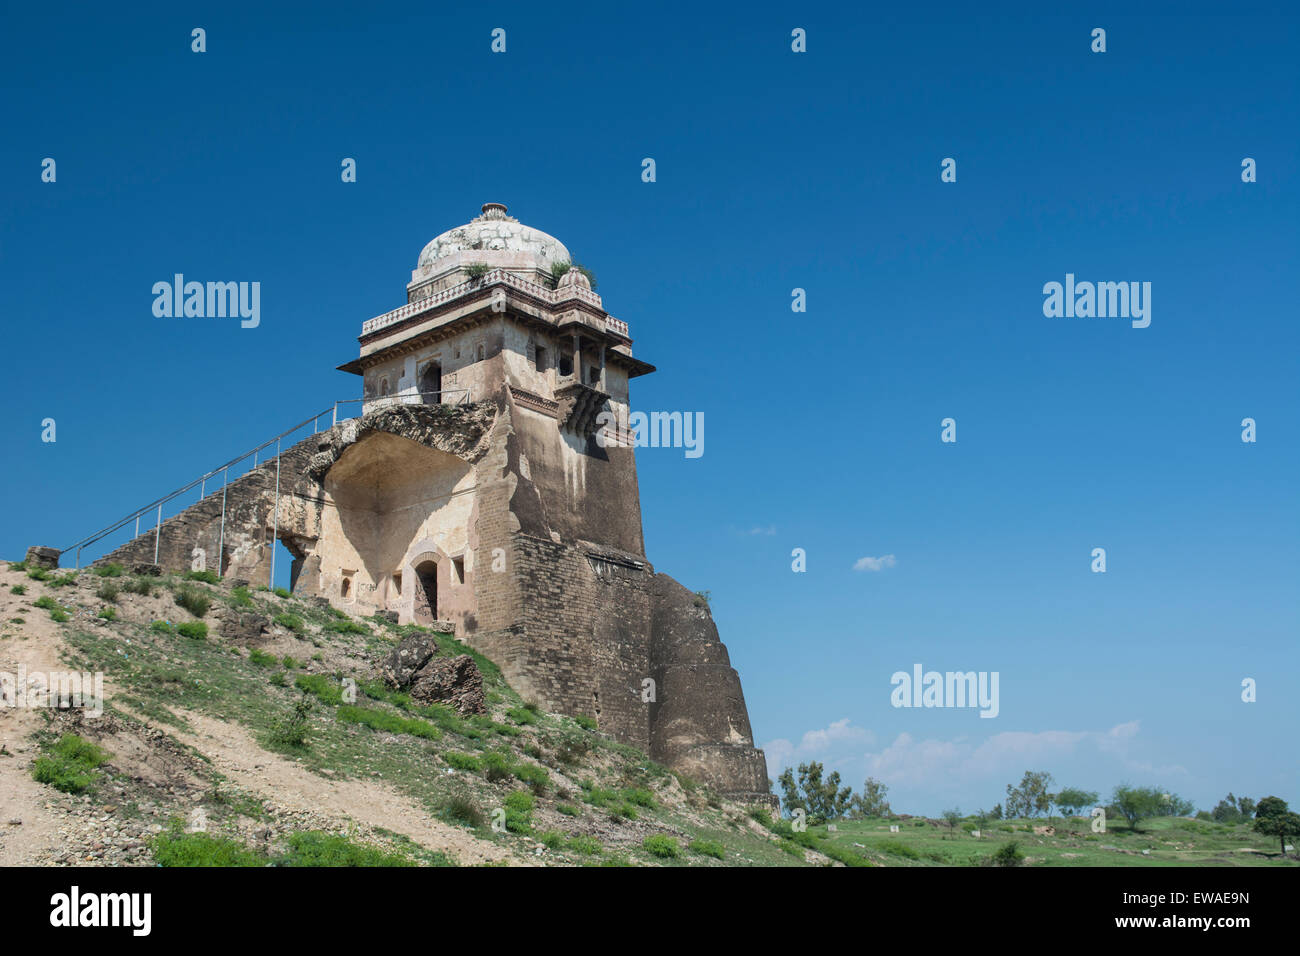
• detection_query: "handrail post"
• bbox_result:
[332,403,338,427]
[154,504,162,563]
[218,468,228,579]
[270,438,282,591]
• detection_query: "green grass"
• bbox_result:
[10,584,26,595]
[174,585,211,618]
[92,563,125,577]
[689,838,726,859]
[228,586,254,608]
[278,831,415,867]
[336,704,441,740]
[443,751,482,772]
[177,621,207,639]
[273,587,291,599]
[643,835,680,859]
[150,828,267,866]
[183,569,221,584]
[273,613,304,633]
[30,734,111,794]
[248,647,279,667]
[295,673,344,705]
[97,607,117,621]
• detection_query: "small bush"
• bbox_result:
[689,839,726,860]
[50,573,79,588]
[248,647,278,667]
[273,587,291,599]
[278,831,413,867]
[174,586,211,618]
[574,714,598,731]
[33,596,57,610]
[295,673,343,705]
[92,563,124,578]
[10,584,26,595]
[26,568,51,582]
[643,835,680,859]
[440,791,485,828]
[503,790,534,834]
[50,608,70,623]
[95,581,119,603]
[31,734,110,794]
[482,751,514,783]
[993,842,1024,867]
[537,830,566,850]
[443,751,482,772]
[514,762,549,793]
[568,835,601,855]
[557,803,581,817]
[324,618,368,635]
[184,569,220,584]
[281,655,299,669]
[336,705,441,740]
[96,607,117,622]
[177,621,208,639]
[269,672,287,687]
[623,787,656,809]
[125,577,153,596]
[228,586,254,609]
[150,620,174,634]
[506,706,537,726]
[267,698,313,749]
[273,613,304,633]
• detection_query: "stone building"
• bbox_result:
[97,204,772,802]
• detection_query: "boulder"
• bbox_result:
[381,633,438,687]
[25,547,60,570]
[222,612,271,645]
[409,655,485,715]
[132,563,163,577]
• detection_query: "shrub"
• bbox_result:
[174,586,211,618]
[125,577,153,596]
[269,672,287,687]
[228,586,254,608]
[568,835,601,855]
[440,791,485,828]
[574,715,597,732]
[324,618,368,635]
[273,613,304,633]
[642,835,680,859]
[30,734,111,794]
[26,568,51,581]
[443,751,482,772]
[177,621,208,639]
[273,587,291,599]
[183,569,220,584]
[506,705,537,726]
[50,573,79,588]
[464,262,492,281]
[150,620,174,634]
[50,608,70,623]
[33,596,57,610]
[689,839,725,860]
[249,648,279,667]
[514,762,549,793]
[267,698,313,749]
[92,563,124,578]
[96,607,117,622]
[556,803,581,817]
[281,655,299,669]
[294,673,343,705]
[503,790,534,833]
[95,581,119,603]
[10,584,26,595]
[482,751,514,783]
[993,842,1024,867]
[623,787,656,809]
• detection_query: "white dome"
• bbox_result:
[417,203,570,272]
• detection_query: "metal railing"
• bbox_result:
[63,388,472,574]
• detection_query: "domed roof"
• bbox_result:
[417,203,570,272]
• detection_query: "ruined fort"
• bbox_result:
[84,204,771,802]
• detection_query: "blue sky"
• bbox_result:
[3,2,1297,815]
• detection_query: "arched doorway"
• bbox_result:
[419,362,442,404]
[413,559,438,624]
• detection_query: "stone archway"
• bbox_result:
[413,558,438,624]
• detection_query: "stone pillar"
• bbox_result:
[25,546,60,570]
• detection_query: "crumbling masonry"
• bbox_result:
[96,204,772,802]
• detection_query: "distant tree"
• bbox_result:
[777,761,854,824]
[992,841,1023,867]
[942,807,962,838]
[1056,788,1099,832]
[1253,796,1300,857]
[1111,784,1165,831]
[1238,796,1257,819]
[991,803,1003,820]
[1006,771,1055,819]
[1159,792,1195,817]
[1212,793,1243,823]
[851,777,891,818]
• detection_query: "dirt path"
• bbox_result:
[169,708,522,866]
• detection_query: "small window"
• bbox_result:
[341,575,353,599]
[391,571,402,599]
[588,365,601,385]
[452,556,466,585]
[476,344,485,361]
[559,353,574,376]
[534,346,547,373]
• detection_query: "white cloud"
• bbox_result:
[853,554,897,572]
[748,525,777,536]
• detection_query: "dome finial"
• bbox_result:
[480,202,509,220]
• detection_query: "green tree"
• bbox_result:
[1253,796,1300,857]
[1005,771,1055,819]
[851,777,891,818]
[942,807,962,838]
[1055,787,1098,832]
[1110,784,1165,831]
[777,761,854,824]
